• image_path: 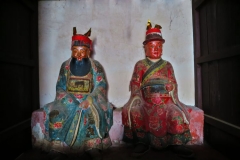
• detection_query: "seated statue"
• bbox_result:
[37,27,113,160]
[122,21,195,158]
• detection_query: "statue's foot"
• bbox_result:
[170,145,195,159]
[85,148,103,160]
[131,143,150,158]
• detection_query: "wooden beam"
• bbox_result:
[0,119,31,142]
[193,0,206,9]
[0,57,36,67]
[195,45,240,64]
[20,0,35,11]
[204,114,240,138]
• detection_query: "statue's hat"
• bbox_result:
[143,20,165,45]
[71,27,92,50]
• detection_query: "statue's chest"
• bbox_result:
[67,62,93,94]
[70,61,91,76]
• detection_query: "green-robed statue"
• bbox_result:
[35,27,113,160]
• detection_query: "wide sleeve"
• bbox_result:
[54,60,79,105]
[129,61,144,97]
[87,60,113,135]
[87,60,108,101]
[167,62,190,122]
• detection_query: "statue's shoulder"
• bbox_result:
[135,59,145,66]
[59,58,71,75]
[91,59,104,73]
[164,59,170,63]
[61,58,71,67]
[164,60,173,67]
[92,59,103,66]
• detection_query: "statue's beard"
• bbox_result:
[72,54,88,61]
[76,56,84,61]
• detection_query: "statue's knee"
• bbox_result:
[49,110,59,118]
[49,110,61,123]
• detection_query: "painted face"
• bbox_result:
[145,41,163,59]
[71,46,90,61]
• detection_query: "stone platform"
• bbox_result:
[31,105,204,148]
[108,105,204,145]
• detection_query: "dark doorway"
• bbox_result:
[0,0,39,159]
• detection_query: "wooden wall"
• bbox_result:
[0,0,39,159]
[192,0,240,159]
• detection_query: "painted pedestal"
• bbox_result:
[31,106,203,149]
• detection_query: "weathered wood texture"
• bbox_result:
[192,0,240,159]
[0,0,39,159]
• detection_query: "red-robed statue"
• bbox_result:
[122,21,195,158]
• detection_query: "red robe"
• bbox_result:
[122,58,192,149]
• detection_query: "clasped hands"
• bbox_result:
[78,97,93,109]
[165,83,174,92]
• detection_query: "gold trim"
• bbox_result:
[70,110,83,146]
[88,96,102,138]
[127,96,141,129]
[169,85,177,104]
[169,85,189,124]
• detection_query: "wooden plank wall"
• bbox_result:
[192,0,240,159]
[0,0,39,159]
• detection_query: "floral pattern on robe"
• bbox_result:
[122,58,192,149]
[42,58,113,153]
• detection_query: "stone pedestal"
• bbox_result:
[31,106,204,148]
[108,106,204,146]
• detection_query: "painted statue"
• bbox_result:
[38,27,113,160]
[122,21,194,158]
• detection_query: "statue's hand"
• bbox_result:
[132,98,142,107]
[165,83,174,92]
[79,100,90,109]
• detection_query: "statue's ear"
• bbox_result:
[84,28,91,37]
[73,27,77,35]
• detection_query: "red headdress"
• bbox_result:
[143,20,165,45]
[71,27,92,50]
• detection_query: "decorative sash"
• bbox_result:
[141,59,189,124]
[141,59,167,86]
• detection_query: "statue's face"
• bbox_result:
[145,40,163,59]
[71,46,90,61]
